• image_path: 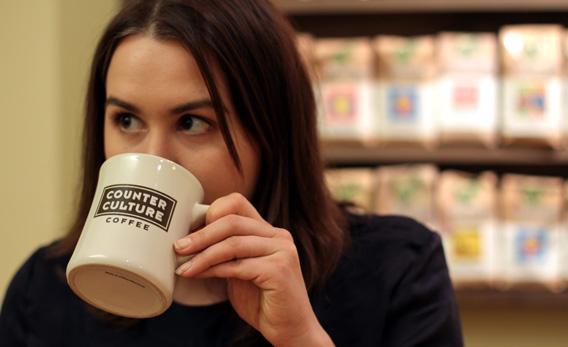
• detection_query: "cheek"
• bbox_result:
[238,139,260,199]
[192,163,244,204]
[102,123,114,158]
[103,121,142,159]
[179,147,257,204]
[200,172,242,204]
[103,127,125,159]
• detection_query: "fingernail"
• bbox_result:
[175,238,191,250]
[175,261,192,275]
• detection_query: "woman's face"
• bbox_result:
[104,34,259,204]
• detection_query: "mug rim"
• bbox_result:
[102,152,204,198]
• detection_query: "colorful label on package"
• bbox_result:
[453,227,481,261]
[393,176,423,205]
[332,183,361,202]
[452,84,479,111]
[325,89,357,124]
[455,35,477,58]
[515,227,547,264]
[516,83,546,119]
[394,40,416,64]
[388,86,418,121]
[521,186,543,206]
[454,181,479,205]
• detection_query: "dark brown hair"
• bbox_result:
[53,0,349,342]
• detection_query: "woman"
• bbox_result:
[0,0,463,346]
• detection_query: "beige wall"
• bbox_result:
[0,0,119,303]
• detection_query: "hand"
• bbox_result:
[174,193,334,346]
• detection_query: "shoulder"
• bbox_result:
[1,241,73,342]
[346,212,441,257]
[10,241,69,286]
[2,241,72,316]
[315,213,462,346]
[337,212,448,294]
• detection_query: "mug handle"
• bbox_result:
[175,203,209,269]
[191,203,209,230]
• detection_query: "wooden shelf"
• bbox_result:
[322,143,568,167]
[274,0,568,14]
[456,287,568,309]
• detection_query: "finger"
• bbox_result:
[191,254,300,291]
[193,257,264,282]
[175,214,290,254]
[206,192,268,225]
[176,235,292,277]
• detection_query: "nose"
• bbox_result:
[142,129,178,163]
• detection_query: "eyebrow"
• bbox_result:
[105,96,214,114]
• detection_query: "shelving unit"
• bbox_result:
[280,1,568,178]
[274,0,568,14]
[323,143,568,166]
[275,1,568,345]
[456,287,568,309]
[322,143,568,176]
[282,1,568,38]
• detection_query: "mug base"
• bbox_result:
[67,263,169,318]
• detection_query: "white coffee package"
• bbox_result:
[437,33,498,147]
[436,170,498,286]
[374,164,438,229]
[373,35,437,147]
[317,80,377,142]
[563,29,568,148]
[560,181,568,288]
[314,38,374,81]
[500,25,564,148]
[325,168,375,212]
[315,38,377,142]
[500,174,563,291]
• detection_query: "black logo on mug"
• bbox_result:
[94,184,177,231]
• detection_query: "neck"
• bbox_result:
[172,277,228,306]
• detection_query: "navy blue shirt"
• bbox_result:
[0,213,463,346]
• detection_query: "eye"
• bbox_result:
[177,115,211,135]
[114,113,144,132]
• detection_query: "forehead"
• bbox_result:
[104,33,240,130]
[106,34,210,99]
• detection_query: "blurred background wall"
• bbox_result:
[0,0,118,302]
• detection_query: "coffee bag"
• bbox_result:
[325,168,375,212]
[374,164,438,229]
[500,174,563,291]
[437,32,498,147]
[436,170,498,287]
[373,35,437,147]
[315,38,377,142]
[500,25,564,148]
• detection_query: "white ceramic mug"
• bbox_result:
[66,153,208,318]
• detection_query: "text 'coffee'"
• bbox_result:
[94,184,177,231]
